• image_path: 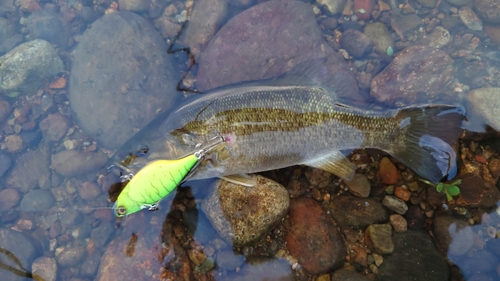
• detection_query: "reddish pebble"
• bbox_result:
[354,0,374,21]
[379,157,399,184]
[0,188,21,211]
[394,186,411,202]
[475,155,487,164]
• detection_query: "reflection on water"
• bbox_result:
[2,0,500,280]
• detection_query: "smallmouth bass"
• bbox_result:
[112,75,464,187]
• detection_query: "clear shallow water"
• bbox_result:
[1,0,500,280]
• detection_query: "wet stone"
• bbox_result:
[285,197,346,275]
[365,224,394,254]
[39,113,69,142]
[433,215,474,256]
[118,0,151,12]
[456,173,500,208]
[382,195,408,215]
[0,99,12,122]
[79,181,101,201]
[317,0,348,14]
[421,26,451,48]
[0,188,20,210]
[466,87,500,132]
[345,173,371,197]
[489,158,500,178]
[70,11,178,150]
[389,214,407,233]
[20,189,54,212]
[390,15,424,38]
[179,0,228,60]
[6,144,50,193]
[0,152,12,178]
[0,39,64,97]
[225,258,295,281]
[330,196,388,228]
[332,268,371,281]
[364,22,394,55]
[51,150,108,177]
[0,229,37,281]
[459,6,483,31]
[90,223,115,248]
[4,134,24,153]
[378,157,398,184]
[215,250,245,270]
[370,46,455,106]
[80,251,101,277]
[305,167,332,188]
[201,175,289,246]
[393,186,411,201]
[32,257,57,281]
[475,0,500,23]
[339,29,374,59]
[26,9,64,45]
[378,230,449,281]
[56,245,86,267]
[197,0,360,101]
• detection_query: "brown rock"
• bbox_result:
[285,197,346,275]
[379,157,398,184]
[365,224,394,254]
[197,0,360,101]
[475,0,500,23]
[433,215,473,256]
[332,269,371,281]
[389,214,407,233]
[79,181,101,200]
[456,173,500,208]
[6,145,50,192]
[489,158,500,178]
[0,99,12,122]
[330,196,388,228]
[5,134,24,153]
[339,29,374,59]
[394,186,411,201]
[39,113,69,142]
[0,188,21,210]
[201,175,289,246]
[305,167,332,188]
[345,173,371,197]
[51,150,108,177]
[370,45,455,106]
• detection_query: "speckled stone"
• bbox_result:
[345,173,371,197]
[201,175,289,246]
[365,224,394,254]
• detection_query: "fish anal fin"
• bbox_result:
[305,151,356,181]
[221,174,256,187]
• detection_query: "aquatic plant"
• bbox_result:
[420,179,462,201]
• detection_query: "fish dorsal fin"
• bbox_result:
[221,174,256,187]
[304,150,357,181]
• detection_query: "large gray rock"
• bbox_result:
[0,228,37,281]
[70,11,179,150]
[20,189,55,212]
[465,87,500,132]
[196,0,360,102]
[0,39,64,97]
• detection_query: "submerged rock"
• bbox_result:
[51,150,108,177]
[330,196,388,228]
[70,11,179,150]
[201,175,289,246]
[20,189,55,212]
[0,39,64,97]
[197,0,360,102]
[465,87,500,132]
[377,230,449,281]
[0,229,37,281]
[6,145,50,192]
[285,197,346,275]
[370,45,455,106]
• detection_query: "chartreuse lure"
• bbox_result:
[114,136,224,217]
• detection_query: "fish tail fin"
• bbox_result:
[390,106,465,183]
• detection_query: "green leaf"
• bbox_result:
[357,8,366,13]
[447,185,460,196]
[5,91,20,98]
[436,182,444,192]
[446,193,453,201]
[386,46,394,56]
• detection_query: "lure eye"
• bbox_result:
[116,206,127,216]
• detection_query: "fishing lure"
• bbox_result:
[114,136,225,217]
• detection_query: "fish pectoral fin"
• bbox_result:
[305,151,356,181]
[221,174,256,187]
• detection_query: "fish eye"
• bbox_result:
[136,145,149,157]
[116,206,127,216]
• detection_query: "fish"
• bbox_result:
[114,136,226,217]
[111,62,465,190]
